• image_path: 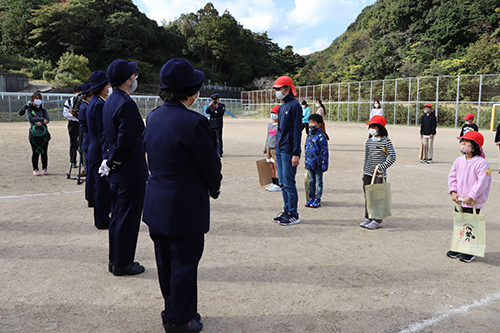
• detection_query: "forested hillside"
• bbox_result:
[0,0,304,90]
[295,0,500,85]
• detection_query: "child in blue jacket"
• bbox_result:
[304,114,329,208]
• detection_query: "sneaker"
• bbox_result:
[420,159,427,163]
[360,218,371,228]
[164,319,203,333]
[446,251,460,259]
[33,170,40,176]
[273,212,288,223]
[266,183,274,190]
[279,214,301,226]
[71,163,77,168]
[79,170,87,177]
[364,220,381,229]
[459,254,475,263]
[310,199,321,208]
[267,184,281,192]
[305,198,314,207]
[42,169,48,175]
[426,159,433,164]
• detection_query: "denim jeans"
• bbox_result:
[308,169,323,200]
[275,150,298,216]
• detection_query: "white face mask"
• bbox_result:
[271,113,278,120]
[369,128,379,137]
[191,92,200,107]
[374,103,379,108]
[275,90,286,100]
[33,99,42,106]
[316,103,320,108]
[107,87,113,96]
[125,77,138,94]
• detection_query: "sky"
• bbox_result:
[132,0,376,55]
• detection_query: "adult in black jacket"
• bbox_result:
[205,93,225,157]
[420,103,437,164]
[25,92,51,176]
[143,58,222,333]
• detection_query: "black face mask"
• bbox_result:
[309,125,318,131]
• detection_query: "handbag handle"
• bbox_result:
[370,165,386,185]
[456,197,477,215]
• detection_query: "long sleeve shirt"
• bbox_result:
[363,136,396,177]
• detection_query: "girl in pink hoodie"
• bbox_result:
[447,131,492,263]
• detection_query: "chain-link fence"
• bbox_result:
[0,92,244,121]
[242,74,500,129]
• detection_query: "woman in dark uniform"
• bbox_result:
[143,58,222,333]
[24,92,51,176]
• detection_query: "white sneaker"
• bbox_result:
[365,220,381,229]
[360,218,370,227]
[266,184,274,190]
[267,184,281,192]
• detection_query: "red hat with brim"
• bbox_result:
[463,113,474,120]
[366,115,387,127]
[457,131,484,147]
[424,103,432,108]
[271,105,279,114]
[272,76,297,96]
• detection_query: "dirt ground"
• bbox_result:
[1,118,500,333]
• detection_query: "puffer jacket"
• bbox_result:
[304,127,329,171]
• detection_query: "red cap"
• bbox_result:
[457,131,484,147]
[366,115,387,127]
[424,103,432,108]
[271,105,279,114]
[272,76,297,96]
[463,113,474,120]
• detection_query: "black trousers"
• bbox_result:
[68,120,80,164]
[30,137,49,170]
[150,231,204,326]
[363,174,384,222]
[302,123,309,134]
[89,160,111,229]
[212,127,223,156]
[108,181,145,267]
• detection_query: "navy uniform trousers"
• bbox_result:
[89,160,111,228]
[108,181,145,267]
[213,127,223,156]
[150,232,204,325]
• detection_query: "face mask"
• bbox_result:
[460,145,473,154]
[466,121,472,125]
[33,99,42,106]
[191,92,200,107]
[301,105,305,109]
[271,113,278,120]
[424,109,430,113]
[369,128,379,137]
[309,125,318,131]
[275,89,287,100]
[374,103,379,108]
[316,103,320,108]
[125,78,138,94]
[107,87,113,96]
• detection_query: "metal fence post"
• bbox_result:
[435,76,440,122]
[358,81,361,122]
[8,94,12,121]
[370,81,373,110]
[477,74,483,126]
[347,82,351,122]
[455,75,461,128]
[328,84,332,121]
[337,83,341,121]
[394,79,397,125]
[408,78,411,126]
[415,77,420,126]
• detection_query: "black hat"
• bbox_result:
[107,59,138,87]
[90,70,109,89]
[81,81,91,94]
[210,93,219,100]
[159,58,205,92]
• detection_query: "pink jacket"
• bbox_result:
[448,155,492,208]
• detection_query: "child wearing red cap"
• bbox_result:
[447,131,492,263]
[361,115,396,229]
[264,106,280,192]
[420,103,437,164]
[459,113,479,137]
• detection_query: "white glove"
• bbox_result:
[98,159,111,177]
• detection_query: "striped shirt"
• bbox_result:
[363,136,396,177]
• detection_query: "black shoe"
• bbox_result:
[96,225,108,230]
[162,311,201,325]
[459,254,475,263]
[273,212,288,223]
[108,262,113,273]
[72,163,77,168]
[88,201,95,208]
[446,251,460,259]
[112,262,145,276]
[164,319,203,333]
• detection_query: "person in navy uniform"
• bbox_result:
[205,93,225,157]
[86,71,112,229]
[78,81,92,204]
[101,59,148,276]
[143,58,222,333]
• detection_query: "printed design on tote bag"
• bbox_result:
[459,223,477,243]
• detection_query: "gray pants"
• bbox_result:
[422,136,434,160]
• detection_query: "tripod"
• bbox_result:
[67,126,86,185]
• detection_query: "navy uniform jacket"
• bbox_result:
[143,100,222,235]
[205,102,225,129]
[277,94,302,156]
[102,88,148,185]
[86,96,106,163]
[78,101,89,153]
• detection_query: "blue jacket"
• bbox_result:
[304,127,329,171]
[86,95,106,163]
[143,100,222,235]
[277,94,302,156]
[78,101,89,153]
[102,88,148,185]
[302,106,311,123]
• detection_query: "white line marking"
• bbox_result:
[0,190,84,199]
[398,292,500,333]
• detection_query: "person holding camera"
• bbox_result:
[63,85,82,168]
[205,93,225,157]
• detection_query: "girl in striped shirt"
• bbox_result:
[361,115,396,229]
